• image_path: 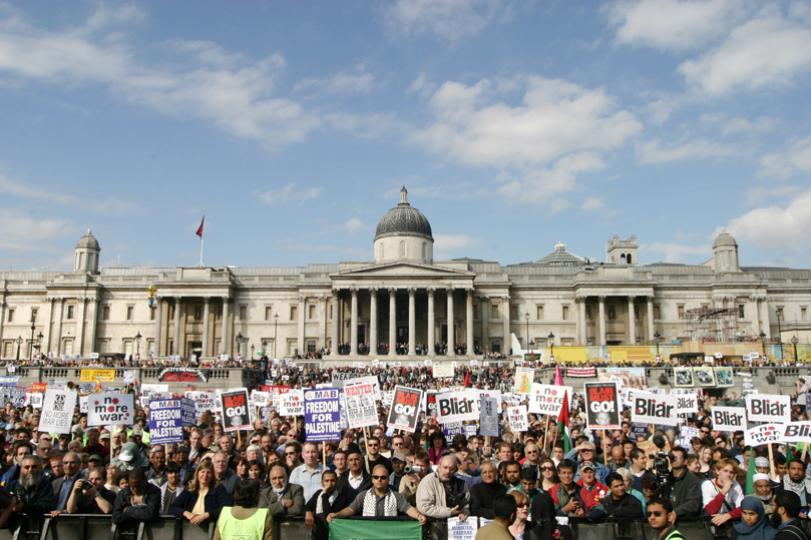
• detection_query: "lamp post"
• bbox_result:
[548,332,555,362]
[759,331,766,357]
[792,335,799,365]
[237,333,245,358]
[28,315,36,362]
[15,336,23,362]
[250,344,255,359]
[35,332,43,359]
[654,331,661,362]
[273,313,279,358]
[134,331,142,356]
[525,312,530,352]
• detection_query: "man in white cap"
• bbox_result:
[753,473,774,513]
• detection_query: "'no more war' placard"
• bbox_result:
[39,389,77,434]
[387,386,423,433]
[436,389,481,424]
[631,391,679,427]
[304,388,341,442]
[279,389,304,417]
[711,406,748,432]
[746,394,791,424]
[744,424,783,447]
[507,405,529,432]
[529,384,572,417]
[87,392,134,426]
[220,388,252,433]
[148,398,196,444]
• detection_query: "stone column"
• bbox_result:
[76,297,87,356]
[578,298,586,345]
[87,298,99,357]
[759,299,771,340]
[350,289,358,356]
[427,289,435,356]
[628,296,636,345]
[446,289,455,356]
[408,288,416,356]
[752,296,761,335]
[466,289,474,355]
[501,297,510,354]
[297,295,306,355]
[202,298,210,357]
[173,297,181,356]
[388,289,396,354]
[481,296,489,353]
[0,296,5,354]
[221,298,229,355]
[646,297,655,342]
[54,299,64,356]
[331,292,339,352]
[320,296,328,350]
[154,298,163,356]
[43,298,54,356]
[598,296,607,346]
[369,289,378,356]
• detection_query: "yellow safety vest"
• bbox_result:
[216,507,268,540]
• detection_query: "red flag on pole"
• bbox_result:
[195,216,205,238]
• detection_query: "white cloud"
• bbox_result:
[386,0,510,42]
[257,184,322,205]
[343,217,366,232]
[757,137,811,179]
[407,73,436,98]
[727,189,811,251]
[701,113,778,135]
[418,76,641,168]
[608,0,743,51]
[434,233,477,258]
[636,138,737,164]
[582,197,604,210]
[0,6,319,146]
[0,173,140,214]
[294,65,375,95]
[678,12,811,95]
[0,209,77,251]
[642,241,711,263]
[497,153,604,208]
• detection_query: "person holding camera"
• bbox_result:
[399,451,430,506]
[667,447,702,519]
[66,469,115,514]
[417,455,469,540]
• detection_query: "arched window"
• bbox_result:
[421,242,426,259]
[399,240,406,258]
[620,253,626,264]
[626,253,632,264]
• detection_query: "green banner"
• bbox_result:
[328,519,422,540]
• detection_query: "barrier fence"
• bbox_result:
[0,513,752,540]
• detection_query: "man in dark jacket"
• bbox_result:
[774,491,811,540]
[305,470,353,540]
[112,469,161,526]
[6,455,55,530]
[588,473,643,519]
[668,447,702,519]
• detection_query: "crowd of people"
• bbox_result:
[0,360,811,539]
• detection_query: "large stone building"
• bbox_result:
[0,187,809,362]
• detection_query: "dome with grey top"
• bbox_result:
[75,229,100,251]
[374,187,434,241]
[713,230,737,249]
[538,242,585,266]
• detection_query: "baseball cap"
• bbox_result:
[579,461,596,472]
[99,432,110,440]
[119,442,139,462]
[391,452,407,463]
[755,457,769,468]
[88,454,103,463]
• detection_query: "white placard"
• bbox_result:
[507,405,529,432]
[25,392,43,409]
[79,395,89,414]
[529,383,572,416]
[250,390,271,408]
[87,392,134,427]
[344,376,381,401]
[631,391,679,426]
[744,424,783,447]
[711,406,747,432]
[344,382,379,429]
[784,422,811,443]
[746,394,790,424]
[435,389,481,424]
[513,367,535,394]
[673,390,699,416]
[39,389,77,434]
[432,364,454,378]
[279,389,304,416]
[448,515,478,539]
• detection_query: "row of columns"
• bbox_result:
[576,296,656,346]
[154,297,230,357]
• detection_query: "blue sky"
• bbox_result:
[1,0,811,270]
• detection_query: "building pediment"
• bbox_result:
[333,261,473,279]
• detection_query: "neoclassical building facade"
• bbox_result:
[1,187,809,361]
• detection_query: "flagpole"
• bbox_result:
[199,237,204,267]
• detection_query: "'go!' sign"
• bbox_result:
[220,388,252,433]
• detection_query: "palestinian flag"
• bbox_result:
[745,452,756,495]
[558,389,572,453]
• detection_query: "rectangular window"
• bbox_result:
[802,307,808,321]
[776,306,785,320]
[6,309,13,323]
[509,305,518,321]
[2,341,11,358]
[737,304,745,319]
[677,304,685,319]
[215,305,222,320]
[562,305,570,321]
[126,305,134,321]
[102,305,110,321]
[490,303,499,319]
[193,305,202,321]
[608,306,616,321]
[239,305,247,321]
[536,304,544,320]
[150,307,156,321]
[265,306,273,321]
[290,305,297,321]
[308,304,316,320]
[654,305,661,319]
[67,305,75,320]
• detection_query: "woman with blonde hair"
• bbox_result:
[508,490,534,540]
[701,458,744,527]
[170,460,232,526]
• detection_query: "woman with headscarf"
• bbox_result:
[733,496,775,540]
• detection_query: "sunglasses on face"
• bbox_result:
[372,475,387,480]
[516,503,529,508]
[541,466,554,471]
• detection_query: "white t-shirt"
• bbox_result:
[701,479,743,512]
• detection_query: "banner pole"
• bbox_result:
[768,443,776,480]
[363,426,371,473]
[199,237,204,267]
[541,415,551,456]
[323,443,327,468]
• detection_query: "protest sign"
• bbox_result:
[344,380,379,429]
[676,426,700,448]
[148,398,196,444]
[87,392,134,426]
[673,391,699,415]
[79,395,88,414]
[279,389,304,416]
[746,394,790,424]
[507,405,529,432]
[25,392,43,409]
[744,423,783,447]
[448,515,478,540]
[436,389,481,424]
[250,390,271,408]
[185,391,218,418]
[715,367,734,387]
[343,376,381,401]
[784,422,811,443]
[480,396,500,437]
[39,389,77,434]
[513,367,535,394]
[584,382,621,430]
[529,383,571,416]
[694,366,716,387]
[432,364,454,379]
[711,406,747,432]
[220,388,252,432]
[80,369,116,383]
[673,367,694,387]
[387,386,423,433]
[631,391,679,427]
[304,388,341,442]
[0,387,25,408]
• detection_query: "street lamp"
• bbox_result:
[28,315,36,361]
[273,313,279,358]
[654,331,662,361]
[134,331,142,356]
[15,336,23,362]
[35,332,43,358]
[237,333,245,357]
[792,335,799,364]
[759,331,767,357]
[548,332,555,361]
[250,344,255,358]
[525,312,530,351]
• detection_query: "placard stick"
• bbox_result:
[322,443,327,468]
[541,415,551,455]
[768,444,776,480]
[801,443,808,463]
[363,426,371,473]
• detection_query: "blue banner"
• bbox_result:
[148,399,192,444]
[304,388,341,442]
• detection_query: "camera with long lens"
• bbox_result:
[404,465,423,475]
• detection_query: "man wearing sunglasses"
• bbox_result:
[326,464,426,524]
[646,497,684,540]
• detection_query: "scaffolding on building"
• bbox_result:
[685,306,740,342]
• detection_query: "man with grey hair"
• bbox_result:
[289,442,324,502]
[7,455,55,529]
[417,454,469,540]
[51,451,83,514]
